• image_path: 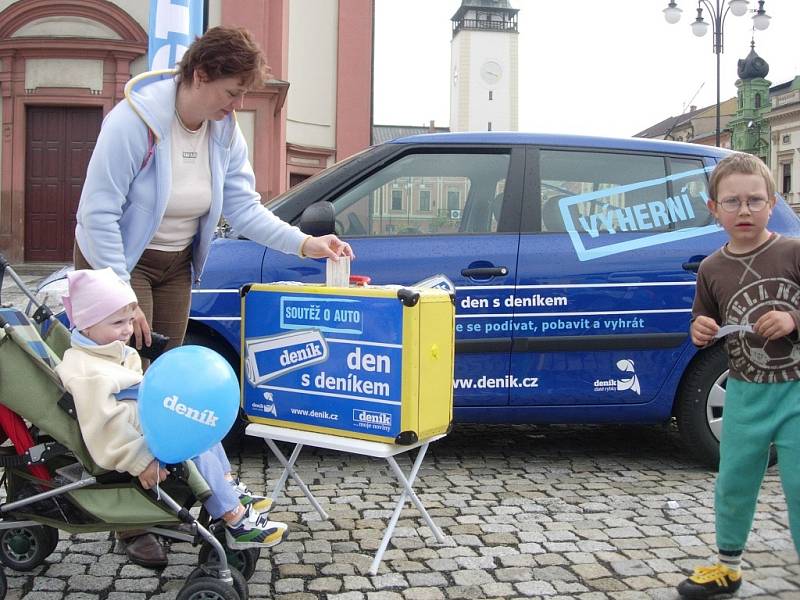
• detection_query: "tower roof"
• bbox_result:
[451,0,518,36]
[737,42,769,80]
[452,0,518,22]
[459,0,515,8]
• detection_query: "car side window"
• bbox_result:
[539,150,671,234]
[329,152,510,236]
[668,157,714,229]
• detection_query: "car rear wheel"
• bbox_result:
[676,343,776,470]
[183,330,247,450]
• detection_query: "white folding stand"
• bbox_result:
[245,423,448,575]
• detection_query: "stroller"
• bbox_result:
[0,255,259,600]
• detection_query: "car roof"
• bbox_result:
[387,131,732,158]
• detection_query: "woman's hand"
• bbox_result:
[302,234,355,261]
[690,315,719,347]
[132,305,152,350]
[137,460,168,489]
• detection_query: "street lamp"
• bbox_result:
[663,0,772,147]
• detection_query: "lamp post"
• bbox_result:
[663,0,771,147]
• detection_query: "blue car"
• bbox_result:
[40,133,800,466]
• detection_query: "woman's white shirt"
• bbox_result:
[147,116,213,251]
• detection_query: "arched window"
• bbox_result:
[755,94,762,109]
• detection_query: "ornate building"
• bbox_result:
[635,43,799,213]
[0,0,373,263]
[766,76,800,209]
[633,100,736,148]
[729,42,771,162]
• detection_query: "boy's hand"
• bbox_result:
[691,315,719,346]
[753,310,796,340]
[137,460,168,489]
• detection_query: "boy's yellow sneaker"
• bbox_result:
[677,564,742,598]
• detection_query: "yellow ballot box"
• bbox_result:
[241,283,455,444]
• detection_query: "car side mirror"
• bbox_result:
[299,201,336,237]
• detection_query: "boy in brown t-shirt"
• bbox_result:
[678,153,800,598]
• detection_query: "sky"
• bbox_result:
[373,0,800,137]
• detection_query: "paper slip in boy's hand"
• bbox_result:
[714,323,754,338]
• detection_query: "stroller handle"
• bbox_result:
[132,332,170,361]
[0,253,55,323]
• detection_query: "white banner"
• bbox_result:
[147,0,204,71]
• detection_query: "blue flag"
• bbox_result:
[147,0,204,71]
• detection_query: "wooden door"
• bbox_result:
[25,106,102,261]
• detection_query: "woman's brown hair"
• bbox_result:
[177,26,268,89]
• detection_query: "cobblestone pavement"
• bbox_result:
[1,425,798,600]
[2,267,798,599]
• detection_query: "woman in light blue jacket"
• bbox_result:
[74,27,353,567]
[76,26,352,354]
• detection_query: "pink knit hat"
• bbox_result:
[62,268,138,331]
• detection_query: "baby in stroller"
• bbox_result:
[56,267,287,551]
[0,256,277,599]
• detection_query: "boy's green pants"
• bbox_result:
[716,378,800,554]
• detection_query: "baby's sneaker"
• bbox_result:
[677,563,742,599]
[231,478,273,513]
[225,505,287,550]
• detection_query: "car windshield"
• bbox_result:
[268,148,373,212]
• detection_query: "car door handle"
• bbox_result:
[461,266,508,278]
[682,261,702,273]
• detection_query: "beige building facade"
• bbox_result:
[766,77,800,208]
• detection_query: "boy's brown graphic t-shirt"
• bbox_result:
[693,233,800,383]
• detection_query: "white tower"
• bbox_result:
[450,0,519,132]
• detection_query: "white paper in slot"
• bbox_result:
[326,256,351,287]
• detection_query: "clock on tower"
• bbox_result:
[480,60,503,85]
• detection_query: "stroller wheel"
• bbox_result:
[42,526,60,555]
[0,525,54,571]
[198,536,260,580]
[176,576,240,600]
[187,564,248,600]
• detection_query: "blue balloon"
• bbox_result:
[138,346,239,463]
